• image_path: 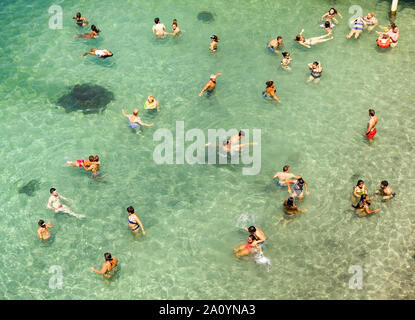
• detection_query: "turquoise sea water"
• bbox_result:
[0,0,415,299]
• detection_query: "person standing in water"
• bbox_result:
[365,109,378,143]
[73,12,88,27]
[276,197,307,227]
[152,17,166,37]
[307,61,323,83]
[267,36,283,54]
[281,52,293,71]
[263,79,281,102]
[122,108,153,130]
[47,188,85,219]
[91,253,118,279]
[144,95,160,112]
[352,180,368,203]
[375,180,396,200]
[199,73,222,97]
[321,8,343,24]
[287,177,310,200]
[245,226,267,247]
[273,165,301,187]
[295,29,333,48]
[352,194,379,217]
[127,206,146,235]
[167,19,181,36]
[209,34,220,51]
[37,220,53,240]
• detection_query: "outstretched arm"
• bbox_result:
[121,109,129,118]
[90,263,107,274]
[138,119,153,127]
[199,82,210,96]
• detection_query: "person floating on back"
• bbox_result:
[47,188,85,219]
[82,48,113,59]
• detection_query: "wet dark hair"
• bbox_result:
[88,155,94,162]
[239,130,245,137]
[369,109,375,116]
[223,139,230,146]
[154,18,160,24]
[210,34,218,41]
[324,21,331,28]
[38,220,46,228]
[297,178,305,185]
[295,35,301,41]
[75,12,81,19]
[357,180,364,186]
[94,155,99,162]
[91,25,100,33]
[352,194,368,209]
[381,180,388,187]
[50,188,56,194]
[282,52,289,58]
[127,206,135,213]
[286,197,294,207]
[248,235,256,241]
[283,165,289,172]
[277,36,282,40]
[313,61,319,66]
[104,252,113,261]
[248,226,256,233]
[329,8,337,14]
[390,22,397,29]
[173,19,177,25]
[266,80,274,88]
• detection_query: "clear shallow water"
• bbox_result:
[0,0,415,299]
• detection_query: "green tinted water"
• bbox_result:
[1,0,415,299]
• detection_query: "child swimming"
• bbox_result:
[37,220,53,240]
[281,52,292,70]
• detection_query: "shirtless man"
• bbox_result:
[273,165,301,187]
[267,36,283,54]
[222,139,256,153]
[365,109,378,143]
[245,226,266,247]
[199,73,222,97]
[229,131,245,146]
[47,188,85,219]
[152,17,166,37]
[122,108,153,130]
[375,180,396,200]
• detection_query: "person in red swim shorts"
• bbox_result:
[365,109,378,143]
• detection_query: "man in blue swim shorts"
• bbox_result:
[273,165,302,187]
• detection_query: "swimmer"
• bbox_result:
[122,108,153,131]
[199,73,222,97]
[364,109,378,143]
[144,95,160,112]
[83,155,100,178]
[127,206,146,235]
[307,61,323,83]
[167,19,181,36]
[74,24,100,39]
[73,12,88,27]
[276,197,306,227]
[352,180,368,203]
[346,17,364,39]
[245,226,266,247]
[287,177,310,200]
[295,29,333,48]
[363,12,378,31]
[37,220,53,240]
[263,79,281,102]
[375,180,396,200]
[387,23,399,47]
[229,130,245,146]
[281,52,292,71]
[352,194,379,217]
[67,155,96,169]
[233,235,260,258]
[209,34,220,51]
[321,8,343,24]
[273,165,301,187]
[47,188,85,219]
[90,252,118,279]
[222,139,257,153]
[321,21,334,34]
[152,17,166,37]
[82,48,113,59]
[267,36,283,54]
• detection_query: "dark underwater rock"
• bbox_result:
[57,83,114,114]
[18,179,41,196]
[197,11,214,22]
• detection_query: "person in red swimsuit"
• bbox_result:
[233,235,259,258]
[365,109,378,143]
